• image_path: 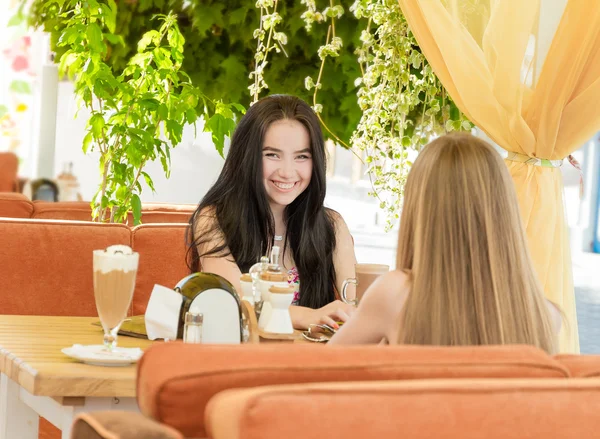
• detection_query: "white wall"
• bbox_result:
[53,81,225,205]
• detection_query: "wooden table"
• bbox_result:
[0,315,155,439]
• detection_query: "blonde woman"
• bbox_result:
[329,133,560,354]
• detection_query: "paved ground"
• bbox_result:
[574,252,600,354]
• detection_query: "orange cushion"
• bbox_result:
[129,203,194,225]
[555,354,600,377]
[0,218,130,316]
[137,343,567,438]
[33,201,194,224]
[206,379,600,439]
[0,152,18,192]
[0,192,33,218]
[33,201,94,221]
[131,224,189,315]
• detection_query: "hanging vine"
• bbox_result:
[249,0,287,103]
[350,0,471,227]
[302,0,348,148]
[301,0,472,228]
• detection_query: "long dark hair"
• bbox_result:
[186,94,336,309]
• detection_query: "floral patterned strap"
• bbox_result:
[287,267,300,305]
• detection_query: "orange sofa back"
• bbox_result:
[206,378,600,439]
[0,192,33,218]
[136,343,581,438]
[0,218,189,317]
[0,152,18,192]
[0,193,195,224]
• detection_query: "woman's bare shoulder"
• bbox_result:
[193,205,229,258]
[382,270,410,301]
[325,208,354,243]
[326,208,349,230]
[362,269,410,308]
[194,206,219,234]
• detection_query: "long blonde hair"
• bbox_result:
[396,133,556,353]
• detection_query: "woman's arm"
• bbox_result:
[287,211,358,330]
[328,270,408,345]
[329,210,358,301]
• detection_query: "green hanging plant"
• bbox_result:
[349,0,472,226]
[30,0,243,224]
[27,0,472,227]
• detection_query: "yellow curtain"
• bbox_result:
[398,0,600,353]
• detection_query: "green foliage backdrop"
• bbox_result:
[27,0,471,226]
[31,0,363,144]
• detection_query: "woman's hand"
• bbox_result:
[309,300,356,330]
[289,300,356,330]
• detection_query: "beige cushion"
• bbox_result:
[71,411,183,439]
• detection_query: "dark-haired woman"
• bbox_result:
[187,95,357,330]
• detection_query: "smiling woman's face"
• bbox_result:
[262,119,313,210]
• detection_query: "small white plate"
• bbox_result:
[61,344,143,367]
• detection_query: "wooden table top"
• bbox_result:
[0,315,155,398]
[0,315,313,399]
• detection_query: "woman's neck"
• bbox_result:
[270,203,286,237]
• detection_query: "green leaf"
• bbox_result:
[156,103,168,120]
[159,155,169,175]
[86,23,105,54]
[0,105,8,118]
[139,0,153,12]
[99,4,116,34]
[229,6,249,25]
[8,12,25,27]
[137,30,160,52]
[141,171,155,192]
[89,114,105,137]
[10,80,31,94]
[231,103,246,114]
[58,51,78,78]
[167,27,183,51]
[449,105,460,121]
[165,119,184,144]
[204,113,235,158]
[130,52,152,68]
[82,131,93,153]
[105,33,124,46]
[192,3,225,35]
[131,194,142,226]
[215,102,233,119]
[186,108,197,124]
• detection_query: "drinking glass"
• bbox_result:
[93,245,139,350]
[341,263,389,305]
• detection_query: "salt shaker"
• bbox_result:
[183,312,203,344]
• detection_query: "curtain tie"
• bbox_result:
[505,151,584,198]
[505,151,563,168]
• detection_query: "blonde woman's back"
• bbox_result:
[330,133,558,353]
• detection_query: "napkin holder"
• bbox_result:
[142,272,243,344]
[174,272,243,343]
